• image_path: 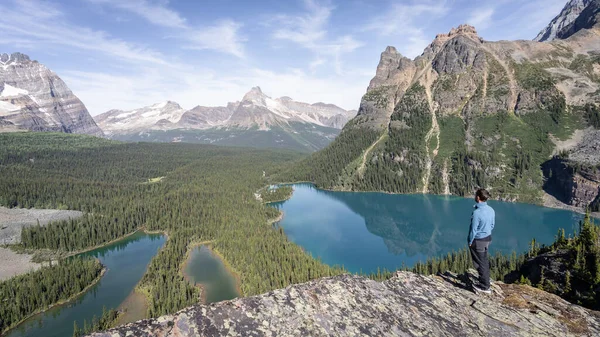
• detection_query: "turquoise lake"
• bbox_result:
[270,184,585,274]
[6,232,166,337]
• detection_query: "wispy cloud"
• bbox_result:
[362,0,448,58]
[88,0,246,58]
[485,0,567,40]
[272,0,332,48]
[184,21,246,58]
[270,0,363,75]
[0,0,168,65]
[363,2,448,36]
[88,0,187,28]
[467,8,495,30]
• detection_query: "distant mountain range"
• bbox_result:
[95,87,356,152]
[0,53,103,136]
[0,51,355,152]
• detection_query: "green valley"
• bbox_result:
[0,132,342,327]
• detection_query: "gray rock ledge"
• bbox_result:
[89,271,600,337]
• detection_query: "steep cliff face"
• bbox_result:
[88,272,600,337]
[543,156,600,210]
[536,0,600,42]
[0,53,103,137]
[288,1,600,208]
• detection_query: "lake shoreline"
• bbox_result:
[268,211,284,225]
[272,181,600,219]
[67,227,170,258]
[268,183,593,275]
[4,230,166,337]
[6,229,151,268]
[131,229,169,318]
[209,247,243,296]
[114,289,148,327]
[180,240,213,304]
[181,242,243,300]
[2,266,107,336]
[256,186,294,204]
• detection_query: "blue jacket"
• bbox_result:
[468,201,495,245]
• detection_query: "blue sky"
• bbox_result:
[0,0,568,115]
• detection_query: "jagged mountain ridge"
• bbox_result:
[96,87,356,136]
[284,1,600,210]
[0,53,103,137]
[94,101,187,136]
[96,87,356,152]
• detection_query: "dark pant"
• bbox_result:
[469,239,491,289]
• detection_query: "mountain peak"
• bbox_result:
[534,0,600,42]
[433,24,481,45]
[151,101,182,110]
[421,24,483,57]
[0,52,103,136]
[242,86,268,104]
[0,52,32,65]
[383,46,400,55]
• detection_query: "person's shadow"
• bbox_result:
[437,270,478,292]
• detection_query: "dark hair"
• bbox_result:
[476,189,490,202]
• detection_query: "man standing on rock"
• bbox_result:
[468,189,495,294]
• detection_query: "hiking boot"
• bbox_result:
[472,283,491,294]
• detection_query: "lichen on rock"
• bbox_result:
[88,271,600,337]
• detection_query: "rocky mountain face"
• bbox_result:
[95,87,356,152]
[88,271,600,336]
[290,1,600,210]
[535,0,600,42]
[0,53,103,137]
[94,101,186,137]
[177,103,238,130]
[228,87,356,130]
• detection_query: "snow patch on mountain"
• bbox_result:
[1,84,29,97]
[0,101,21,116]
[94,101,186,135]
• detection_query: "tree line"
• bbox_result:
[368,214,600,310]
[0,257,103,333]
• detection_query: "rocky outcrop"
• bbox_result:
[535,0,598,42]
[0,52,103,137]
[89,271,600,336]
[543,156,600,210]
[357,46,416,129]
[569,129,600,165]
